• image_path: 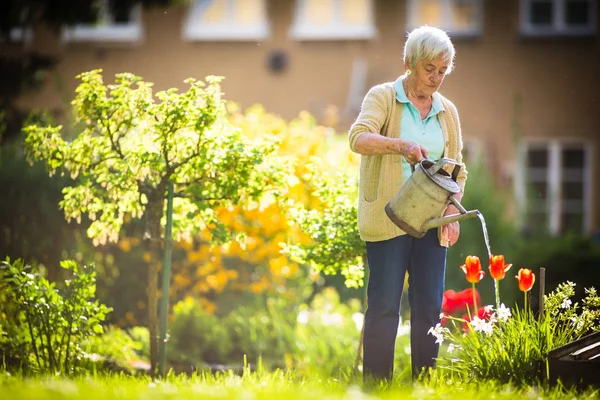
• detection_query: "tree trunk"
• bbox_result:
[143,184,166,376]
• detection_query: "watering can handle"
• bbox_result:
[429,158,462,182]
[410,158,431,174]
[410,158,462,181]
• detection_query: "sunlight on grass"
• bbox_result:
[1,368,598,400]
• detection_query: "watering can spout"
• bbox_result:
[421,209,479,231]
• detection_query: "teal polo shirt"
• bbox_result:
[394,76,445,184]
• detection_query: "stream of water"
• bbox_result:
[476,210,492,261]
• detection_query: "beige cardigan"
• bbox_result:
[348,81,468,246]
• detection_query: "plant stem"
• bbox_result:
[494,279,500,310]
[41,313,57,372]
[472,283,478,313]
[24,309,42,370]
[524,291,528,314]
[63,318,74,373]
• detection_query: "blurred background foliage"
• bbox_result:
[1,99,600,372]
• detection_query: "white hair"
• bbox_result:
[403,26,456,73]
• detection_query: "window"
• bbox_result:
[520,0,597,36]
[2,28,33,43]
[61,0,143,43]
[517,141,592,235]
[289,0,376,40]
[182,0,270,41]
[1,8,33,44]
[406,0,483,37]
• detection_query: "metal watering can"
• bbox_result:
[384,158,479,238]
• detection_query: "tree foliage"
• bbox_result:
[22,69,287,373]
[283,160,365,288]
[104,106,363,323]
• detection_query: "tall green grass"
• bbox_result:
[0,368,597,400]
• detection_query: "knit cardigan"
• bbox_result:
[348,81,468,245]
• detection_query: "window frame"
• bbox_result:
[515,138,593,235]
[289,0,377,41]
[406,0,484,38]
[519,0,597,37]
[182,0,271,42]
[61,1,143,44]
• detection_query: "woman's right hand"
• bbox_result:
[398,139,428,165]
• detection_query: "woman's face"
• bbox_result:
[405,54,450,97]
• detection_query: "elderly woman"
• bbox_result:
[348,26,468,381]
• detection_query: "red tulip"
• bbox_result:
[516,268,535,292]
[460,256,485,283]
[442,288,481,317]
[441,290,458,314]
[458,288,480,310]
[489,255,512,280]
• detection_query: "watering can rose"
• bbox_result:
[460,256,485,283]
[516,268,535,292]
[488,255,512,280]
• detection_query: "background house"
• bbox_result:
[4,0,600,237]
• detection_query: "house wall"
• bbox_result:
[10,0,600,232]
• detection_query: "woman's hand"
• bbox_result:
[442,221,460,246]
[442,204,460,246]
[398,139,428,165]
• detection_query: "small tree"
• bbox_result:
[23,69,286,373]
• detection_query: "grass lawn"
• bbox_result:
[1,369,598,400]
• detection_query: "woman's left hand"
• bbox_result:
[442,205,460,246]
[442,221,460,246]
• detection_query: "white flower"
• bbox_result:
[481,321,495,336]
[484,305,494,314]
[561,299,572,309]
[497,303,512,322]
[296,310,310,324]
[470,317,495,336]
[571,316,584,330]
[470,317,485,331]
[427,323,449,344]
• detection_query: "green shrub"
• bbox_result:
[225,297,296,365]
[81,325,146,372]
[169,297,232,365]
[0,257,111,374]
[512,234,600,308]
[128,326,150,360]
[166,287,409,377]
